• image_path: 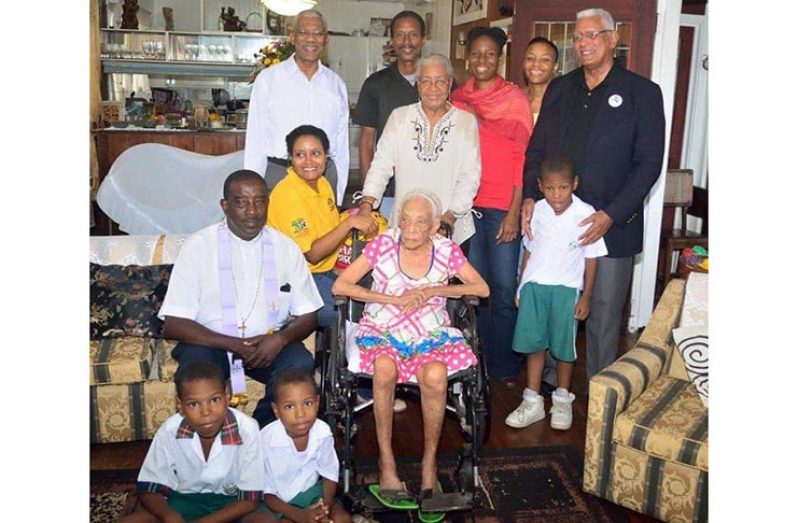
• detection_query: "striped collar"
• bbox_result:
[175,408,242,445]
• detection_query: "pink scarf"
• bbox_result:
[451,76,533,153]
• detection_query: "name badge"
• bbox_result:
[608,94,623,108]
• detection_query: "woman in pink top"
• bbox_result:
[451,27,533,385]
[332,189,488,501]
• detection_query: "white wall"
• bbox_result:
[626,0,682,331]
[416,0,451,57]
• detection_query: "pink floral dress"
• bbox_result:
[356,229,478,383]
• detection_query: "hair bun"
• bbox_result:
[466,26,509,52]
[490,27,508,48]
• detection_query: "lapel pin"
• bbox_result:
[608,94,623,108]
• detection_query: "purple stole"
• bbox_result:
[217,222,279,393]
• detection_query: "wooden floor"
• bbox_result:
[91,326,658,522]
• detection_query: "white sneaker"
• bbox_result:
[504,396,545,428]
[550,391,575,430]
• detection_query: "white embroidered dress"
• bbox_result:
[362,103,481,245]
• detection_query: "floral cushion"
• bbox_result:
[90,378,266,443]
[90,337,154,385]
[90,263,172,339]
[156,339,179,382]
[613,376,708,471]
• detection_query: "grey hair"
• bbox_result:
[418,53,454,80]
[296,9,327,32]
[576,8,615,30]
[400,188,442,218]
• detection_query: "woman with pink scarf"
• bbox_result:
[451,26,533,386]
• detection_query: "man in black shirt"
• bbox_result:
[353,10,425,218]
[521,7,666,382]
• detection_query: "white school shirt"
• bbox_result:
[158,220,323,337]
[260,418,339,502]
[137,408,264,500]
[519,195,608,293]
[243,54,350,205]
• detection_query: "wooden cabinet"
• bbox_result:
[93,129,247,235]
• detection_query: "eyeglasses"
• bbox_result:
[418,79,450,90]
[296,29,325,39]
[572,29,613,43]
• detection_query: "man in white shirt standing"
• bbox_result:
[244,9,350,205]
[159,170,323,428]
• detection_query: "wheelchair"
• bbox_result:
[318,228,491,517]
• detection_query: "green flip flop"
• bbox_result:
[417,481,446,523]
[367,483,419,510]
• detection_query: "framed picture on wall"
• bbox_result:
[454,0,489,26]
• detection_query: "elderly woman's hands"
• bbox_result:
[396,285,432,313]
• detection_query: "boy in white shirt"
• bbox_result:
[505,155,607,431]
[259,369,351,522]
[121,361,272,523]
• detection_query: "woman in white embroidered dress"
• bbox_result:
[357,54,481,246]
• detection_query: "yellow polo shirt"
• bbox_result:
[267,167,342,273]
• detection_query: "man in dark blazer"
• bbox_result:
[521,7,665,383]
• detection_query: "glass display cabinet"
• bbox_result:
[100,29,287,104]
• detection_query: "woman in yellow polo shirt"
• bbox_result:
[267,125,377,327]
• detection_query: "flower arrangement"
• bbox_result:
[249,39,295,83]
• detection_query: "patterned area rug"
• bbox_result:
[353,445,627,522]
[90,474,137,523]
[90,446,626,522]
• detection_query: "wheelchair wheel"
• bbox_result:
[456,452,474,492]
[469,339,492,446]
[320,323,343,432]
[322,366,338,432]
[468,381,490,446]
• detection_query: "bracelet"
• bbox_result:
[361,196,376,208]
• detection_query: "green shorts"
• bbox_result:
[167,492,237,520]
[273,479,323,519]
[512,282,579,362]
[166,492,271,520]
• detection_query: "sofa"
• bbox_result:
[90,234,274,444]
[583,277,708,523]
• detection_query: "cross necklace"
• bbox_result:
[231,244,264,338]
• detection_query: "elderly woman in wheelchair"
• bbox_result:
[331,189,489,513]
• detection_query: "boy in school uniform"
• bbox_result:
[505,155,608,431]
[121,361,274,523]
[259,369,351,522]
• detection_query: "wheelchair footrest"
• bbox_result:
[419,491,473,512]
